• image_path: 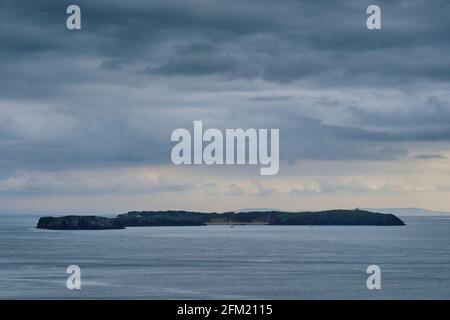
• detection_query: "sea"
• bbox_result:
[0,215,449,299]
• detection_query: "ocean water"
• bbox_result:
[0,215,449,299]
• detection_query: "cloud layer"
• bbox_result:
[1,0,450,211]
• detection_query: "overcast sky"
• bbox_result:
[1,0,450,214]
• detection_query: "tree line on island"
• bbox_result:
[36,209,405,230]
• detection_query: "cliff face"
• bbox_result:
[37,216,125,230]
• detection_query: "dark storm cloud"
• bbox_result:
[145,43,239,76]
[0,0,450,176]
[222,106,409,161]
[1,0,449,88]
[348,96,450,127]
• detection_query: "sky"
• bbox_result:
[1,0,450,214]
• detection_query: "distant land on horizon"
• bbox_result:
[1,207,450,217]
[36,209,405,230]
[363,208,450,216]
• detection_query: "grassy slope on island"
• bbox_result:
[117,209,405,227]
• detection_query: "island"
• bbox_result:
[36,209,405,230]
[36,215,125,230]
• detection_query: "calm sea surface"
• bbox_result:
[0,215,449,299]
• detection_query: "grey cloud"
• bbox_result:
[412,154,447,160]
[334,95,450,143]
[349,96,450,127]
[0,0,449,180]
[288,178,414,195]
[1,0,449,93]
[226,182,278,197]
[146,43,239,76]
[0,169,192,195]
[332,125,450,143]
[248,95,294,102]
